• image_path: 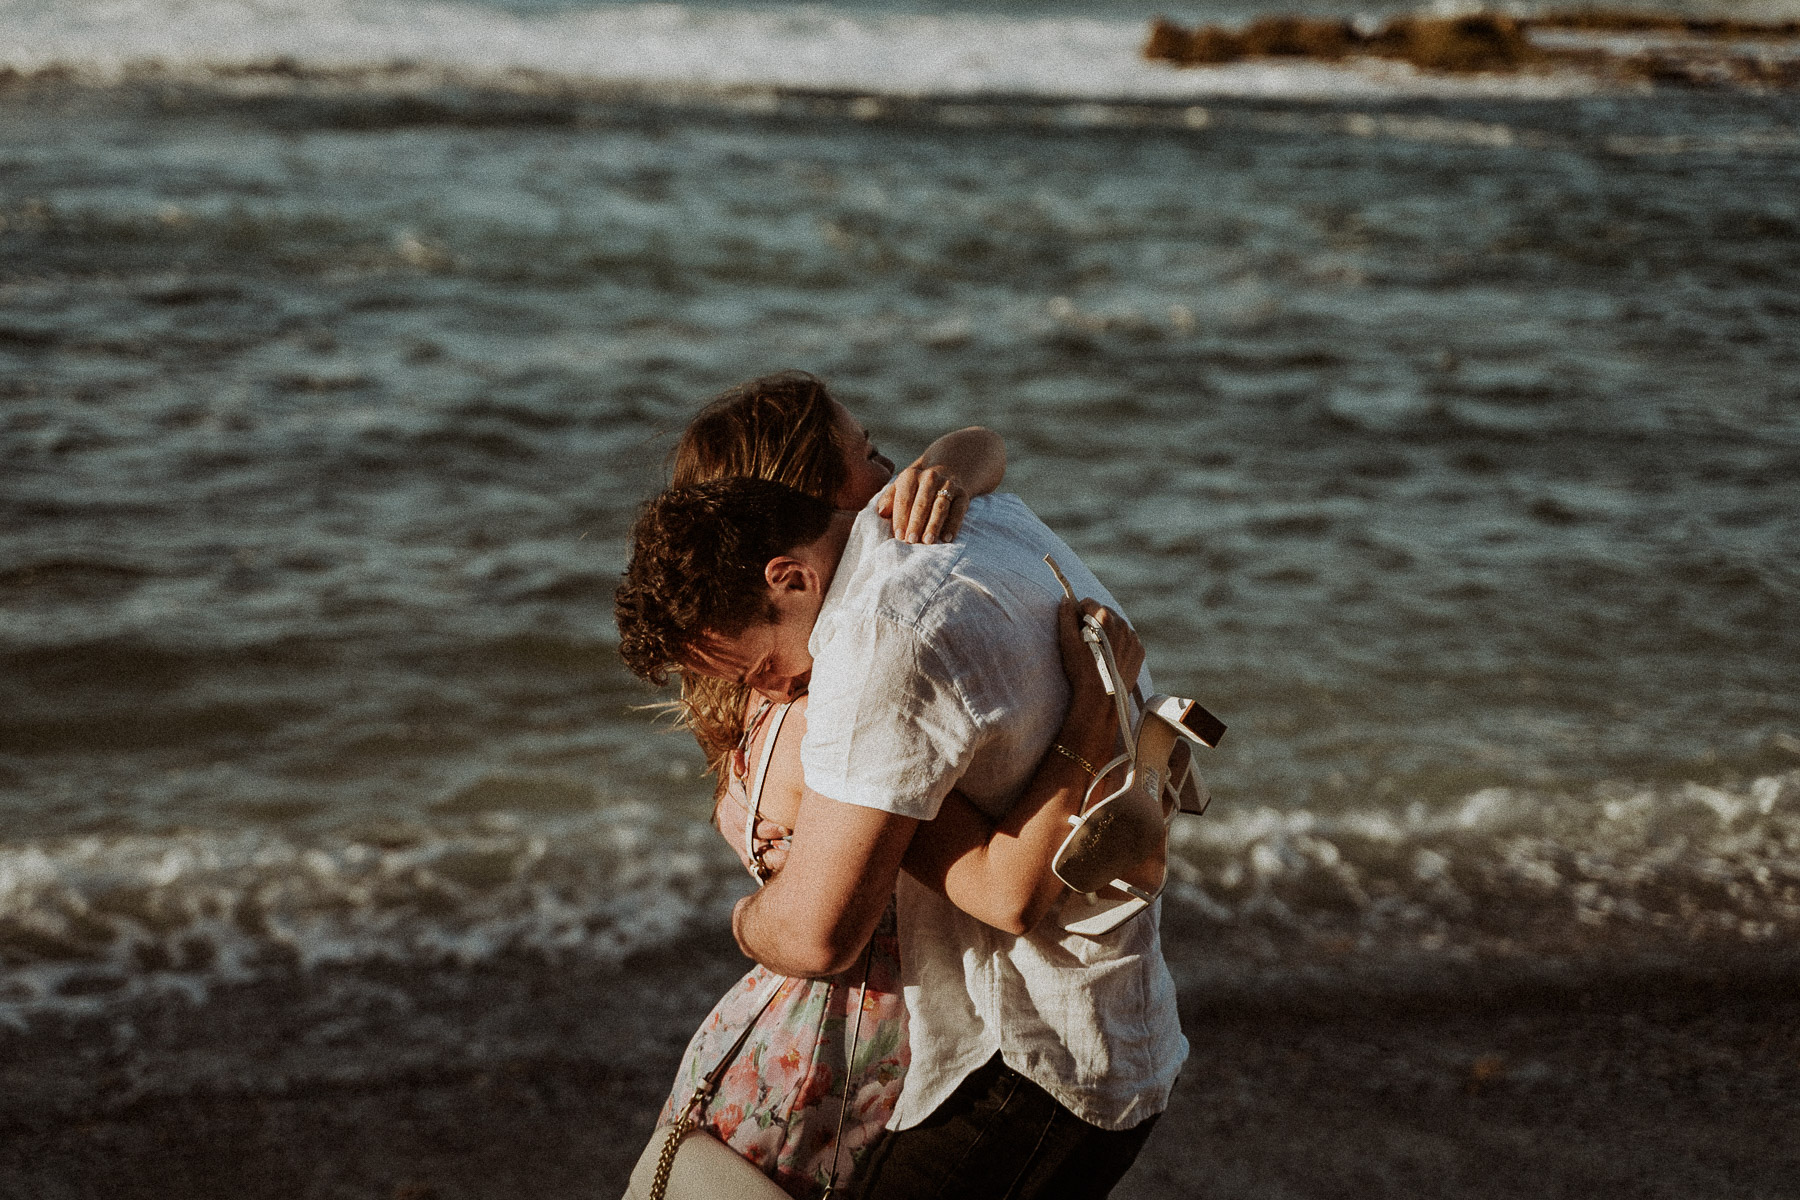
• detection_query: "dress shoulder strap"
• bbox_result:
[741,701,793,875]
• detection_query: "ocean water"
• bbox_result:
[3,0,1800,1037]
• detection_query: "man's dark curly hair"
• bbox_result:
[615,476,834,685]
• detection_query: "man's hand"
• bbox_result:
[714,786,793,880]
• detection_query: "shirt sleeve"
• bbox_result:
[799,611,979,822]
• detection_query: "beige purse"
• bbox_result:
[624,971,790,1200]
[624,1118,791,1200]
[624,949,875,1200]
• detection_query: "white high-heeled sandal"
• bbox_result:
[1044,556,1226,937]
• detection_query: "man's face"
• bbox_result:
[685,612,814,702]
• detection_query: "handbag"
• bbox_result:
[624,972,791,1200]
[625,1125,791,1200]
[624,941,878,1200]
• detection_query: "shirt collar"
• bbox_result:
[809,496,887,658]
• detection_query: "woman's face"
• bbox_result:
[830,400,895,509]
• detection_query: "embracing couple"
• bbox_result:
[614,372,1189,1200]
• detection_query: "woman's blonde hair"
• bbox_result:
[668,371,851,784]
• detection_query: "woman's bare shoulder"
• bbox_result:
[753,695,811,830]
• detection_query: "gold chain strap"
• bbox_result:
[647,975,783,1200]
[649,1108,696,1200]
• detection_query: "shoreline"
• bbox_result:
[5,936,1797,1200]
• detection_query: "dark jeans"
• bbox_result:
[848,1054,1160,1200]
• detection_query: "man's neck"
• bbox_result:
[804,509,856,596]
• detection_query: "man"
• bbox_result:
[615,473,1185,1199]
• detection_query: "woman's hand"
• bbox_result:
[877,463,969,545]
[1054,596,1143,806]
[875,426,1004,545]
[899,596,1146,937]
[1058,596,1144,708]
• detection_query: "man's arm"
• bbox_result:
[731,782,919,978]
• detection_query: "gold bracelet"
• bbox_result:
[1051,742,1099,778]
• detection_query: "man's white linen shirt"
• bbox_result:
[800,493,1187,1132]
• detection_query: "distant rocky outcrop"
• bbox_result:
[1144,10,1800,87]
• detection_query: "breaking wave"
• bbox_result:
[1163,770,1800,989]
[6,771,1797,1024]
[0,807,743,1026]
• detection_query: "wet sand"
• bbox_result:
[4,932,1797,1200]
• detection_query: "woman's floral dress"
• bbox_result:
[660,698,909,1200]
[658,906,908,1200]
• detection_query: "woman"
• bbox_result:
[654,372,1141,1199]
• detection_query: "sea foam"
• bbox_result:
[5,771,1797,1025]
[0,806,742,1026]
